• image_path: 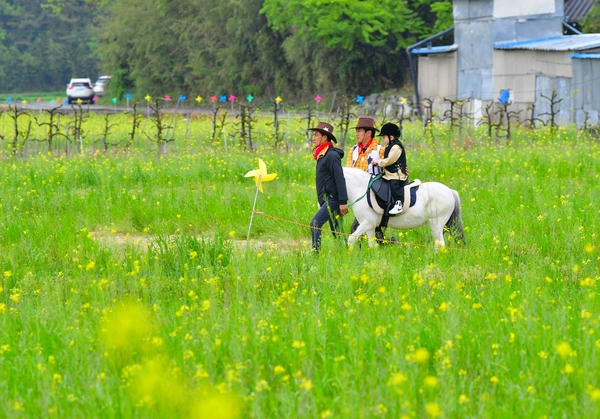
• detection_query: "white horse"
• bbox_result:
[344,168,466,248]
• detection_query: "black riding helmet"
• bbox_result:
[379,123,401,138]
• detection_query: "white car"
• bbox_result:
[93,76,112,97]
[66,78,94,104]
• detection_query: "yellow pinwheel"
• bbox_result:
[245,158,277,193]
[145,94,152,102]
[275,96,283,104]
[195,95,203,103]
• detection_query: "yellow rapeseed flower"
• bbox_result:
[458,394,470,404]
[423,375,439,389]
[255,379,270,392]
[387,372,407,386]
[556,342,575,358]
[587,386,600,401]
[413,348,430,364]
[100,301,154,362]
[190,390,242,419]
[299,378,313,391]
[425,402,442,418]
[292,340,306,349]
[273,365,286,375]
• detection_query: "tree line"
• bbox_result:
[1,0,456,97]
[4,0,598,99]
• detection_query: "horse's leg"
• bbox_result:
[349,220,377,248]
[429,217,446,250]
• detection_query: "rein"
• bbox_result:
[348,173,382,208]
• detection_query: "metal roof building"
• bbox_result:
[494,34,600,51]
[410,0,600,126]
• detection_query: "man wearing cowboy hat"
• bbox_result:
[309,121,348,253]
[346,117,383,175]
[346,117,386,240]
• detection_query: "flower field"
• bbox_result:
[0,112,599,418]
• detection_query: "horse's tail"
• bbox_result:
[445,189,466,245]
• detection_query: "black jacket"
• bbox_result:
[315,146,348,206]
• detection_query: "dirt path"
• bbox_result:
[90,231,306,252]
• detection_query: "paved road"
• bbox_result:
[2,102,213,115]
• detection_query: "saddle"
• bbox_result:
[367,176,421,216]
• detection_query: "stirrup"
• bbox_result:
[389,200,403,215]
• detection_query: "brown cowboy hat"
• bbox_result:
[308,121,337,143]
[354,117,379,133]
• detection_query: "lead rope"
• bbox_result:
[348,173,382,208]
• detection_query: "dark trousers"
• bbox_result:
[389,179,407,203]
[311,201,345,251]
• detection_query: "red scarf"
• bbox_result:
[313,142,332,160]
[358,139,374,154]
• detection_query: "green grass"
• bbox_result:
[0,92,65,104]
[0,114,599,418]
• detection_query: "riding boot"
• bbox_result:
[375,226,385,244]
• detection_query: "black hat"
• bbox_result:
[379,123,401,138]
[308,122,338,143]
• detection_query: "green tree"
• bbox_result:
[97,0,292,98]
[582,1,600,33]
[96,0,453,99]
[0,0,99,93]
[260,0,453,94]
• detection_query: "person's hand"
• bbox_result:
[339,204,349,216]
[405,165,410,176]
[372,160,378,166]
